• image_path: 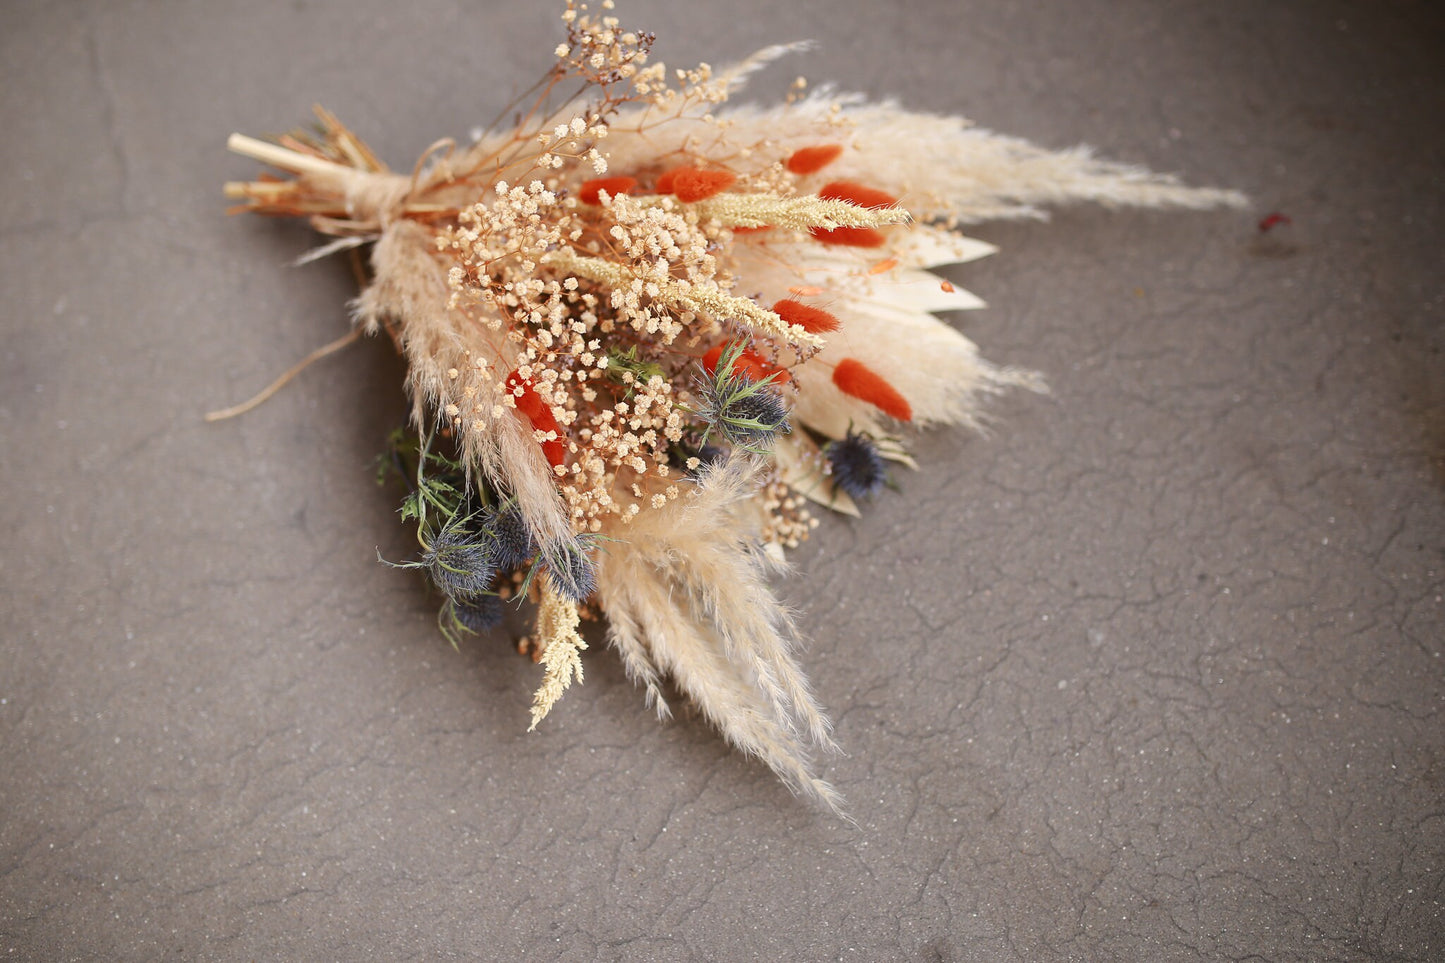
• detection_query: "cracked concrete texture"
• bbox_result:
[2,0,1441,959]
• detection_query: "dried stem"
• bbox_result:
[205,327,363,422]
[226,133,355,178]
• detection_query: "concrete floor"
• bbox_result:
[2,1,1441,959]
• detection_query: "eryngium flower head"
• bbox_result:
[695,341,789,451]
[422,520,496,600]
[486,501,536,571]
[545,538,598,602]
[450,594,505,633]
[825,431,888,499]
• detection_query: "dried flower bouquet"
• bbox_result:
[221,1,1243,811]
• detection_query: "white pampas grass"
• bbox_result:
[596,454,841,809]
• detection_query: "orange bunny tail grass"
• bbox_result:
[665,168,738,202]
[832,358,913,422]
[819,181,899,209]
[808,182,899,247]
[772,298,841,334]
[786,143,844,175]
[702,343,792,384]
[809,225,887,247]
[505,371,567,468]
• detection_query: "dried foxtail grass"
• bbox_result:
[220,1,1245,813]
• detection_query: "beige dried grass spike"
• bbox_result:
[529,584,588,730]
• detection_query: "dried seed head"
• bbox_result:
[452,594,506,633]
[716,390,789,448]
[423,522,497,600]
[696,342,790,451]
[825,432,888,499]
[487,501,537,570]
[546,539,598,602]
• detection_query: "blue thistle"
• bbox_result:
[825,431,888,499]
[694,340,789,451]
[420,519,497,600]
[545,539,598,602]
[486,501,536,570]
[437,592,507,649]
[450,594,505,633]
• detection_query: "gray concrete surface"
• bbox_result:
[2,1,1442,959]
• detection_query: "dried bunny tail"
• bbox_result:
[619,454,837,750]
[598,543,845,813]
[547,248,824,349]
[528,583,588,730]
[355,221,573,547]
[678,193,911,232]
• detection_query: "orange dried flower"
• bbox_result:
[772,298,840,334]
[505,370,567,467]
[702,343,791,384]
[578,176,637,205]
[831,358,912,421]
[664,167,737,202]
[809,225,887,248]
[786,144,844,175]
[818,181,899,209]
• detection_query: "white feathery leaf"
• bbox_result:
[890,226,998,269]
[833,267,988,314]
